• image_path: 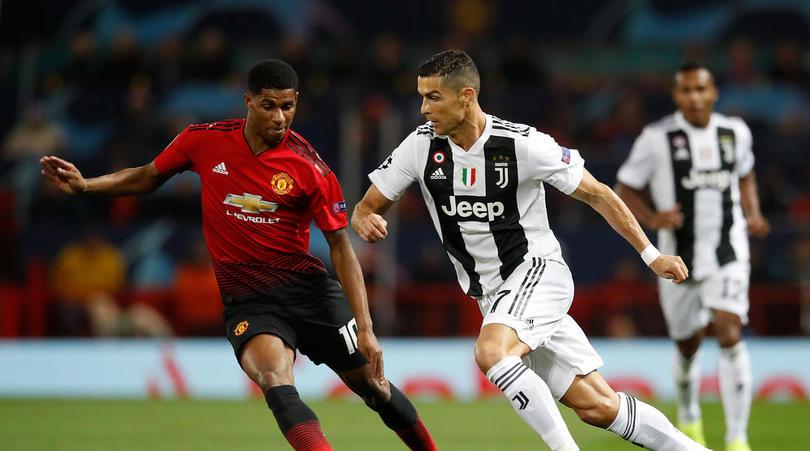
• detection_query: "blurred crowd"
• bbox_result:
[1,0,808,337]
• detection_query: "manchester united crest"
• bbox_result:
[234,321,249,336]
[271,173,294,195]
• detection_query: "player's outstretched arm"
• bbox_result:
[614,182,684,230]
[572,169,689,283]
[351,184,395,243]
[40,156,170,196]
[323,227,385,384]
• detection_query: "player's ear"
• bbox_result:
[460,87,475,107]
[244,93,252,109]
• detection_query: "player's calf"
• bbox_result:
[265,385,332,451]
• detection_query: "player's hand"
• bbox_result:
[355,213,388,243]
[650,204,684,230]
[357,328,386,384]
[747,214,770,238]
[649,254,689,283]
[40,156,87,194]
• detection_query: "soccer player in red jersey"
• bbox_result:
[40,59,437,451]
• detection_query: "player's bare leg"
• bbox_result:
[561,371,710,450]
[713,309,752,451]
[475,323,578,451]
[336,364,437,451]
[674,331,708,445]
[240,334,332,451]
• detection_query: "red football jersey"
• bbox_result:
[154,119,348,298]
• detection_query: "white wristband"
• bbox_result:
[640,244,661,266]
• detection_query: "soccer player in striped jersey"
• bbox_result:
[40,59,436,451]
[353,49,709,451]
[615,62,770,451]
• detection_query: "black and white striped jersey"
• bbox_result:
[369,114,585,297]
[617,111,755,280]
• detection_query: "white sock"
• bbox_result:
[719,341,752,444]
[673,350,701,424]
[487,356,578,451]
[607,392,709,451]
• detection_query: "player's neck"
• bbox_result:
[243,123,284,156]
[449,108,486,151]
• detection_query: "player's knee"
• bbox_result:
[251,368,294,392]
[346,374,391,408]
[716,328,742,348]
[573,394,619,428]
[474,340,508,373]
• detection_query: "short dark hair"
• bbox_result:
[248,59,298,94]
[675,60,714,84]
[679,60,709,73]
[417,49,480,93]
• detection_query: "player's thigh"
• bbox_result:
[658,277,708,340]
[523,315,604,400]
[295,278,368,372]
[701,261,750,324]
[479,256,573,350]
[239,333,296,388]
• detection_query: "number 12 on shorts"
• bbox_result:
[338,318,359,354]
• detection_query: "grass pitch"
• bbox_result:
[1,398,807,450]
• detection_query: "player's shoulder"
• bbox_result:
[185,119,245,134]
[285,130,333,177]
[643,113,679,134]
[712,112,750,133]
[490,115,532,138]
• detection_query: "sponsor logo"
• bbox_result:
[440,195,504,222]
[430,168,447,180]
[461,167,476,186]
[680,169,732,190]
[212,162,229,175]
[432,151,445,164]
[234,321,249,336]
[223,193,278,214]
[332,201,347,213]
[226,210,280,224]
[271,173,294,195]
[561,146,571,164]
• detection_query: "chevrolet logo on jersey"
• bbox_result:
[223,193,278,214]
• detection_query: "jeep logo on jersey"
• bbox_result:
[440,195,504,222]
[680,169,732,190]
[223,193,278,214]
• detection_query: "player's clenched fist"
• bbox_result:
[39,156,87,194]
[355,213,388,242]
[650,254,689,283]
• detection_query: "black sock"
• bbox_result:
[264,385,319,434]
[371,384,418,431]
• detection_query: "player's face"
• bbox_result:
[418,76,467,136]
[245,88,297,146]
[672,68,717,128]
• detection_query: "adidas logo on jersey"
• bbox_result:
[212,162,229,175]
[430,168,446,180]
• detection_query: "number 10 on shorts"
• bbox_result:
[338,318,359,354]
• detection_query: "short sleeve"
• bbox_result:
[734,119,755,176]
[528,131,585,195]
[153,127,195,174]
[309,171,349,232]
[368,132,419,201]
[617,128,658,189]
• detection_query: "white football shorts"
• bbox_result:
[477,256,604,400]
[658,260,750,341]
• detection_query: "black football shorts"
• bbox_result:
[222,274,367,371]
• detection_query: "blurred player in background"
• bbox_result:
[40,59,436,451]
[353,49,709,451]
[615,62,769,451]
